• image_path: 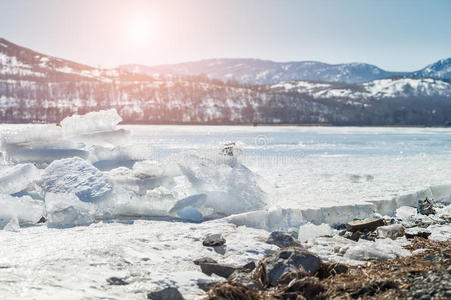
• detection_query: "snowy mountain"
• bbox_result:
[413,58,451,80]
[0,38,147,82]
[120,58,403,84]
[2,37,451,125]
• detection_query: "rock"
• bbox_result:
[362,230,378,241]
[255,247,322,287]
[199,263,236,278]
[346,218,384,233]
[37,216,46,223]
[344,230,362,241]
[106,277,129,286]
[266,231,303,248]
[418,198,436,215]
[238,261,256,273]
[351,231,362,241]
[147,287,184,300]
[196,280,217,292]
[229,271,264,290]
[212,245,227,255]
[193,257,217,265]
[377,224,405,239]
[202,234,226,247]
[405,231,431,239]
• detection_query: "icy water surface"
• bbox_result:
[128,125,451,208]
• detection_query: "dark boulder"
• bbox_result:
[254,247,322,287]
[266,231,303,248]
[147,287,184,300]
[346,218,384,233]
[202,234,226,247]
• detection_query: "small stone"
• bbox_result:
[193,257,217,265]
[106,277,129,286]
[266,231,303,248]
[345,231,362,241]
[199,263,236,278]
[405,231,431,239]
[346,218,384,233]
[238,261,256,273]
[418,198,436,215]
[37,216,46,223]
[147,287,184,300]
[202,234,226,247]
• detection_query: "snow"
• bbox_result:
[343,237,411,261]
[39,157,113,202]
[0,220,276,299]
[298,222,335,242]
[0,163,40,195]
[396,206,418,220]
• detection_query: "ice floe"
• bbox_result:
[0,163,40,195]
[38,157,113,202]
[45,192,95,228]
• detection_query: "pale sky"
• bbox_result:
[1,0,450,71]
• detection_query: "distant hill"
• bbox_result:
[120,58,405,84]
[413,58,451,80]
[2,37,451,126]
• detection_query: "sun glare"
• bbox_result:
[128,17,154,44]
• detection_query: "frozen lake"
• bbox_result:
[1,123,451,299]
[128,125,451,210]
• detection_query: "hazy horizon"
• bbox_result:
[1,0,451,71]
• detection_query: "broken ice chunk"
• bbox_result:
[89,145,152,171]
[2,143,89,166]
[132,160,164,178]
[298,222,335,242]
[3,216,20,232]
[71,129,131,147]
[344,237,410,261]
[0,194,45,226]
[396,206,417,220]
[0,125,63,146]
[0,163,40,195]
[169,151,267,218]
[45,192,95,227]
[39,157,113,202]
[61,109,122,136]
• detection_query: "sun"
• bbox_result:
[128,17,154,45]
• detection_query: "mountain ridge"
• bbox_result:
[2,37,451,126]
[120,57,451,85]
